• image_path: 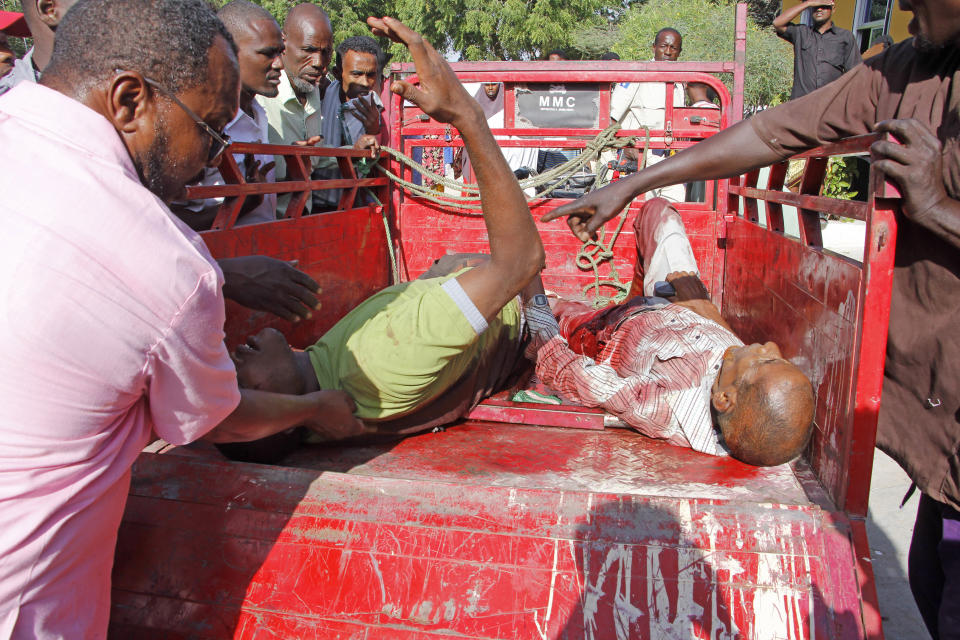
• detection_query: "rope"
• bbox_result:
[356,157,400,285]
[375,122,646,213]
[576,207,632,308]
[371,123,651,305]
[574,130,650,308]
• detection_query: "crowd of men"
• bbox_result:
[1,0,386,229]
[0,1,958,639]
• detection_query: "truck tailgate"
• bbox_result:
[111,423,868,639]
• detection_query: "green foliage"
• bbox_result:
[605,0,792,112]
[745,0,780,27]
[209,0,617,62]
[823,157,859,201]
[572,24,620,59]
[384,0,615,61]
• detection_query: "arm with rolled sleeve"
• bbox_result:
[146,269,240,445]
[778,23,799,42]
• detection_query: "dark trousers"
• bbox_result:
[909,493,960,640]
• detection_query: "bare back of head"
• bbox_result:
[719,362,815,466]
[43,0,237,98]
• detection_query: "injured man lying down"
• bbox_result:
[221,20,814,468]
[535,197,815,466]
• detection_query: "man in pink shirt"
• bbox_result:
[0,1,365,637]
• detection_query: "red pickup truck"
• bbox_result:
[109,7,896,638]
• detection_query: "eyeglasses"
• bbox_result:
[141,76,231,163]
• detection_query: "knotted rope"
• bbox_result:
[370,123,651,305]
[374,122,646,213]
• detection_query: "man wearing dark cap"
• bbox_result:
[0,1,363,636]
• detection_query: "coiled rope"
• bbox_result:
[375,122,646,213]
[370,123,651,306]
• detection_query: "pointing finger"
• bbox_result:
[541,200,586,222]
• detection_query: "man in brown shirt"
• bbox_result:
[544,2,960,637]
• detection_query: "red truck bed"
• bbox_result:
[109,9,896,637]
[113,426,862,639]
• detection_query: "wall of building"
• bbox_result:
[888,9,911,42]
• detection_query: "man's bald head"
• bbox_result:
[281,3,332,97]
[218,0,275,35]
[718,362,815,467]
[283,3,330,38]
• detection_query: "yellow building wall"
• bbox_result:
[779,0,912,43]
[888,9,911,43]
[781,0,856,30]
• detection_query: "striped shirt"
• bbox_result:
[536,304,743,455]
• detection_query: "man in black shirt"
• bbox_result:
[774,0,861,99]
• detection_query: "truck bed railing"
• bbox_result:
[185,144,389,231]
[726,132,898,519]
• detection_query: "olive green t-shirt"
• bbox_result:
[305,270,522,421]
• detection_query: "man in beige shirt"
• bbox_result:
[257,3,330,214]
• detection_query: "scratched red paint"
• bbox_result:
[109,17,892,638]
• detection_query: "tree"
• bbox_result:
[746,0,781,27]
[609,0,792,111]
[212,0,621,62]
[571,24,620,59]
[381,0,620,61]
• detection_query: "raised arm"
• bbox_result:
[773,0,831,35]
[368,16,544,321]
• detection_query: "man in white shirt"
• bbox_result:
[172,0,284,230]
[609,27,685,202]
